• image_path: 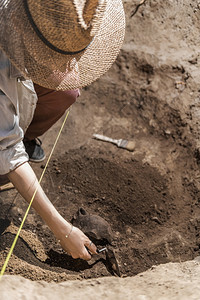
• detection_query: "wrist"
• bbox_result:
[57,223,73,243]
[47,214,72,240]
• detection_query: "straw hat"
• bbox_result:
[0,0,125,90]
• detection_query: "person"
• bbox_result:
[0,0,125,261]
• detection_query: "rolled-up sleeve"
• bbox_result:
[0,50,31,175]
[0,90,28,174]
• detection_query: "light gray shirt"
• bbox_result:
[0,50,38,175]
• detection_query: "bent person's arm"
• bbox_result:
[0,51,96,260]
[7,162,97,260]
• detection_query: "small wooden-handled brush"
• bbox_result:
[93,134,135,152]
[0,182,14,191]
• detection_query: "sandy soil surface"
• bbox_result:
[1,0,200,298]
[2,260,200,300]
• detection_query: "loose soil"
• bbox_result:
[1,0,200,286]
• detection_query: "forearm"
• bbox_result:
[7,162,71,239]
[7,162,97,260]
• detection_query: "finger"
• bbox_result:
[80,247,92,261]
[71,253,80,259]
[85,240,97,254]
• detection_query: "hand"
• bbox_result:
[59,226,97,260]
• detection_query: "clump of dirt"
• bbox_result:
[1,0,200,283]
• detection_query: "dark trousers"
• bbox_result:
[24,83,79,140]
[0,84,79,183]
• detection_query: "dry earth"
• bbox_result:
[1,260,200,300]
[1,0,200,298]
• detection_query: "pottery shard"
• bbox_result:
[71,208,113,245]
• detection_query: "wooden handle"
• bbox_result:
[0,182,14,191]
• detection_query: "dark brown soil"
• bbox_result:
[0,116,199,282]
[1,0,200,283]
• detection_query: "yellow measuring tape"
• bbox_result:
[0,110,70,280]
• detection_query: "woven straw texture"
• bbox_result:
[0,0,125,90]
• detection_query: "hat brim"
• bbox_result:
[0,0,125,90]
